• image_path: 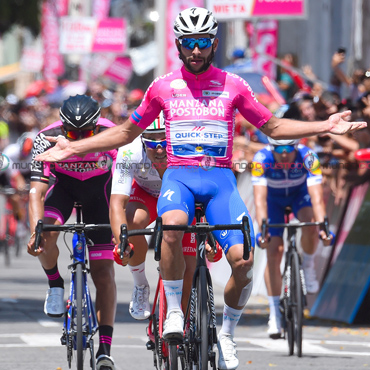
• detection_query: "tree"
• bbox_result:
[0,0,42,36]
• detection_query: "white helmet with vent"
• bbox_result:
[173,7,218,39]
[268,137,299,146]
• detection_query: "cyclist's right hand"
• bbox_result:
[256,232,270,249]
[27,232,44,256]
[113,243,134,266]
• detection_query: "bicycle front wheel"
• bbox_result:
[74,263,85,369]
[291,252,303,357]
[196,266,208,370]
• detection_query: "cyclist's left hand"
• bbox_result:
[206,242,223,262]
[319,230,335,246]
[327,111,366,134]
[27,232,44,256]
[113,243,134,266]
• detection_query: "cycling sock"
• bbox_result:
[163,279,183,314]
[302,251,315,267]
[43,264,64,289]
[268,296,281,321]
[96,325,113,357]
[129,262,149,287]
[220,304,243,337]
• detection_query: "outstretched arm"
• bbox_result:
[261,111,366,139]
[35,118,144,162]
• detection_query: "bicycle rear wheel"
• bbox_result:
[291,252,303,357]
[195,266,208,370]
[74,263,86,369]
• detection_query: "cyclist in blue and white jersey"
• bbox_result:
[252,138,333,339]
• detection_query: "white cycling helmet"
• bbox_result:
[143,112,165,133]
[173,7,218,39]
[268,137,299,146]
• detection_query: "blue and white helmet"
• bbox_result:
[173,7,218,39]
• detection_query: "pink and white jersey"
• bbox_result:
[30,118,117,183]
[129,65,273,167]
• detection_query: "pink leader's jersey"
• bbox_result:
[130,65,273,168]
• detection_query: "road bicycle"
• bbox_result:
[119,203,252,370]
[34,202,112,370]
[0,186,29,265]
[260,207,330,357]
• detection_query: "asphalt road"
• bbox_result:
[1,229,370,370]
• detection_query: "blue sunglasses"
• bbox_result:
[179,37,214,50]
[142,138,167,150]
[273,145,296,154]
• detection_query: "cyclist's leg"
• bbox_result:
[125,183,158,319]
[293,190,319,293]
[182,226,196,314]
[157,167,195,338]
[264,197,286,337]
[41,184,74,317]
[82,175,116,361]
[202,168,253,369]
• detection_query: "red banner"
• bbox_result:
[41,0,67,81]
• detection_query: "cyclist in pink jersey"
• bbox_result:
[27,95,117,370]
[34,8,366,370]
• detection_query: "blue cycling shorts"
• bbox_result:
[267,187,312,238]
[157,166,255,254]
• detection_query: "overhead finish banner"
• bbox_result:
[206,0,306,20]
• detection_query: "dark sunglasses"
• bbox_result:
[179,37,214,50]
[65,129,95,140]
[142,138,167,150]
[273,145,296,154]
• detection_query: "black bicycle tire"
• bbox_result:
[197,267,208,370]
[167,344,179,370]
[284,260,294,356]
[291,252,303,357]
[75,263,85,369]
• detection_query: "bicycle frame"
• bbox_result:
[261,211,330,357]
[122,203,252,370]
[34,202,111,370]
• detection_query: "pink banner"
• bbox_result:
[41,0,67,81]
[104,57,133,84]
[93,0,111,19]
[252,0,304,16]
[92,19,127,53]
[166,0,204,73]
[248,20,278,80]
[208,0,305,19]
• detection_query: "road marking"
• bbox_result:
[1,333,370,357]
[38,319,60,327]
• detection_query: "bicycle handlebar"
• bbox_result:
[33,220,111,252]
[261,216,331,244]
[120,216,252,262]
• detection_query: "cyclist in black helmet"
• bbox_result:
[27,95,118,370]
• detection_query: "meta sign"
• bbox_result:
[206,0,306,20]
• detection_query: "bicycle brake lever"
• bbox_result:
[261,218,267,244]
[323,216,330,238]
[242,215,251,260]
[119,224,129,260]
[34,220,43,253]
[154,217,163,262]
[207,232,217,254]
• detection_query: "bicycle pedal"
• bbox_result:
[60,334,66,345]
[146,340,155,350]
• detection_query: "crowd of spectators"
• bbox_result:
[1,50,370,212]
